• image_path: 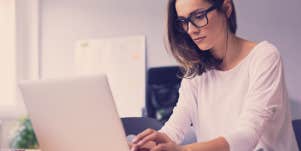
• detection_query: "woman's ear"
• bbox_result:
[223,0,233,18]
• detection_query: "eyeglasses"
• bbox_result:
[175,4,217,33]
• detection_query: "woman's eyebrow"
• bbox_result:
[177,8,206,18]
[190,8,206,15]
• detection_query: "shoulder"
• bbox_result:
[249,41,283,76]
[250,41,281,63]
[180,76,200,92]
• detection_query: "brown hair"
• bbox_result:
[166,0,237,78]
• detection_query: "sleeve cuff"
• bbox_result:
[223,128,259,151]
[159,126,184,144]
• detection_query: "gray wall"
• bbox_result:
[40,0,301,119]
[40,0,175,79]
[234,0,301,119]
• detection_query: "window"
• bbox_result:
[0,0,39,119]
[0,0,18,116]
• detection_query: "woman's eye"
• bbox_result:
[195,14,205,19]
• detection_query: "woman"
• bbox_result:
[131,0,298,150]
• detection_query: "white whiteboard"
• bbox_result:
[74,35,146,117]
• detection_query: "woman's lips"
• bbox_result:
[193,36,206,43]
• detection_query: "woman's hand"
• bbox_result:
[129,140,157,151]
[128,141,156,151]
[130,128,185,151]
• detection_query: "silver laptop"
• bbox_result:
[19,74,130,151]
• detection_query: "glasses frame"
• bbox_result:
[175,4,218,33]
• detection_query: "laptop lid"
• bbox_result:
[19,74,129,151]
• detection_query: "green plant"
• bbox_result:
[10,117,39,149]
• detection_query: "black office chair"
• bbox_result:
[293,119,301,150]
[145,66,182,124]
[121,117,163,136]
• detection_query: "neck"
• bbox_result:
[211,31,242,70]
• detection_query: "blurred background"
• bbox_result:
[0,0,301,149]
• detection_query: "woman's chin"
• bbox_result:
[196,44,211,51]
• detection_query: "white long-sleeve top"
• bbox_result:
[160,41,299,151]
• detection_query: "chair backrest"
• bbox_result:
[121,117,163,136]
[146,66,182,123]
[293,119,301,150]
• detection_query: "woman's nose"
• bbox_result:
[187,22,201,35]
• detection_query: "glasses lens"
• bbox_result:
[175,12,208,33]
[175,19,188,32]
[190,12,207,28]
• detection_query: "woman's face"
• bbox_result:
[175,0,227,51]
